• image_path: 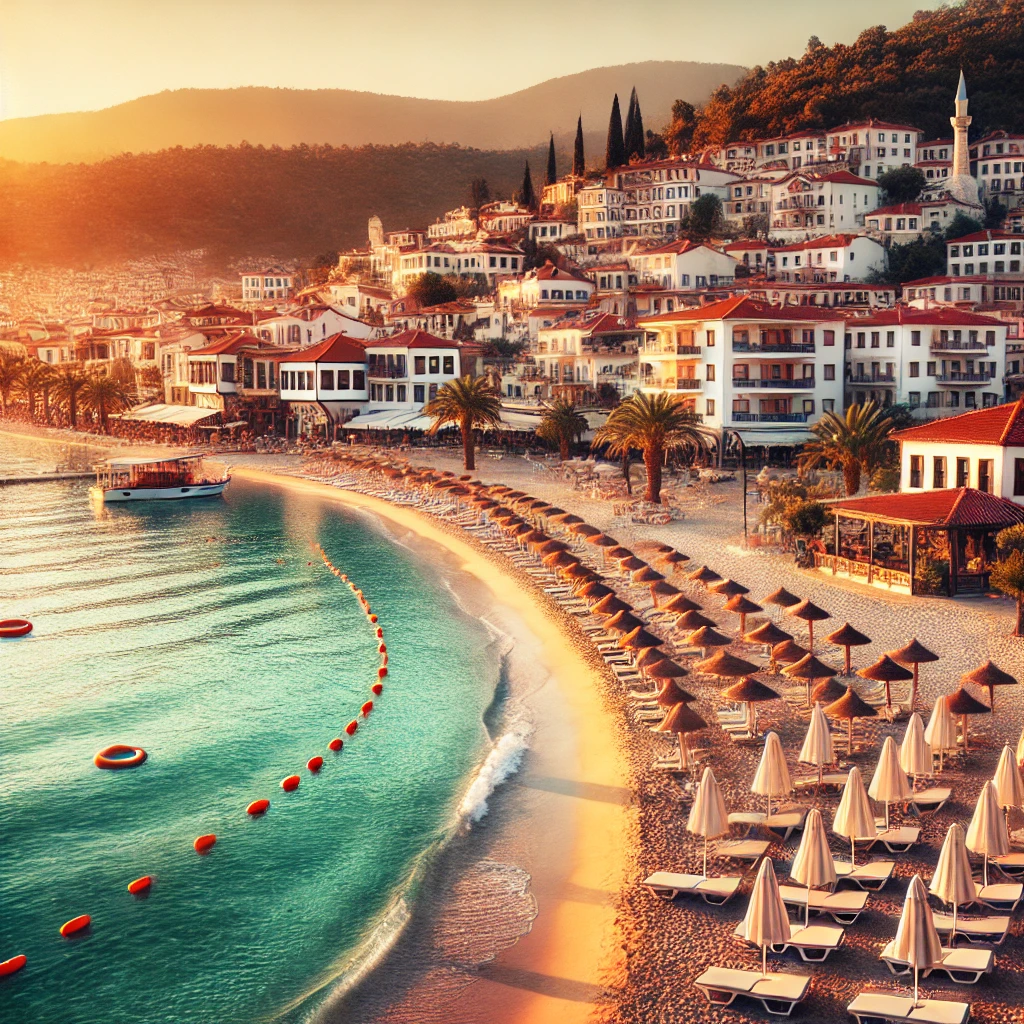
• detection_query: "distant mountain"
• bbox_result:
[0,61,745,165]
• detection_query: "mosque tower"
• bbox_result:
[946,70,982,207]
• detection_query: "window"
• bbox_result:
[706,365,716,381]
[886,331,895,348]
[414,356,426,374]
[909,455,924,488]
[823,364,835,380]
[823,330,835,347]
[429,356,440,373]
[979,459,994,494]
[1014,459,1024,497]
[909,362,920,377]
[397,384,407,402]
[706,399,715,416]
[871,332,880,348]
[319,369,334,391]
[926,361,936,376]
[221,361,235,383]
[856,332,865,348]
[911,330,921,346]
[443,356,454,374]
[933,457,946,488]
[337,369,350,389]
[956,457,969,488]
[908,392,920,407]
[257,362,267,390]
[706,329,715,347]
[353,370,365,390]
[414,384,425,403]
[822,399,834,412]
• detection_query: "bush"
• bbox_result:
[914,556,949,596]
[869,466,901,493]
[784,500,827,537]
[996,523,1024,558]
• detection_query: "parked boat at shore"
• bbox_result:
[91,454,229,502]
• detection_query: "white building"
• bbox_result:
[241,267,295,303]
[361,329,463,417]
[426,206,478,241]
[323,281,393,317]
[628,240,740,291]
[723,240,771,271]
[864,198,974,242]
[722,178,773,228]
[825,121,924,180]
[528,219,577,243]
[770,171,880,237]
[518,261,595,308]
[394,243,523,291]
[577,183,626,241]
[771,234,886,283]
[916,138,953,184]
[753,131,829,172]
[535,311,643,398]
[478,201,533,235]
[971,132,1024,203]
[278,333,369,435]
[947,231,1024,277]
[843,306,1007,418]
[254,305,376,347]
[637,296,846,444]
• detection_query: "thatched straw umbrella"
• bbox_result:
[946,687,991,751]
[654,702,707,771]
[811,677,847,704]
[709,578,751,598]
[685,625,732,657]
[772,639,808,669]
[636,646,668,673]
[648,659,690,682]
[962,660,1018,713]
[888,639,939,711]
[658,550,690,571]
[607,546,633,560]
[723,594,763,635]
[591,594,632,617]
[723,676,780,736]
[542,550,580,571]
[655,678,698,705]
[650,580,681,606]
[785,599,832,652]
[605,610,645,634]
[587,533,619,550]
[824,685,878,755]
[783,653,838,708]
[618,627,665,655]
[578,581,613,601]
[632,566,665,585]
[550,512,584,527]
[763,587,801,617]
[537,539,571,555]
[661,593,703,615]
[695,648,760,680]
[571,523,603,539]
[857,655,914,711]
[676,609,718,633]
[827,623,872,676]
[634,539,675,555]
[688,565,722,585]
[504,490,527,500]
[564,563,598,582]
[618,555,647,572]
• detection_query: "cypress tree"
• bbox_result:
[520,161,535,208]
[573,115,585,176]
[605,94,625,169]
[623,92,636,158]
[633,89,646,159]
[625,87,646,161]
[546,133,557,185]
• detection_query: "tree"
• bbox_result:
[17,360,53,420]
[645,130,669,160]
[624,87,646,161]
[946,211,985,241]
[743,213,769,239]
[51,364,89,428]
[407,272,458,307]
[990,549,1024,636]
[424,374,503,471]
[880,236,947,285]
[665,99,698,156]
[785,499,828,538]
[536,397,588,460]
[546,134,557,186]
[876,166,926,204]
[605,94,626,170]
[470,177,491,209]
[81,372,130,433]
[985,197,1007,229]
[519,161,535,209]
[996,523,1024,558]
[0,351,25,416]
[685,194,724,241]
[798,401,894,496]
[572,116,585,176]
[592,392,707,504]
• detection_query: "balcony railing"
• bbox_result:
[733,341,816,354]
[731,412,810,423]
[367,367,408,379]
[641,377,703,391]
[930,339,988,352]
[935,372,993,384]
[732,378,816,389]
[640,341,701,356]
[846,374,895,384]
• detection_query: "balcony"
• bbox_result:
[732,377,816,389]
[846,373,896,385]
[731,412,810,423]
[935,372,993,385]
[641,342,702,357]
[367,367,408,380]
[732,341,816,354]
[930,337,988,353]
[641,376,703,391]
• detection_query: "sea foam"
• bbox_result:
[458,725,532,824]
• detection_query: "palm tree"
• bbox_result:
[593,391,707,504]
[991,550,1024,637]
[798,401,893,496]
[424,374,503,471]
[0,350,25,417]
[51,363,90,428]
[17,360,53,421]
[536,396,588,461]
[81,372,131,433]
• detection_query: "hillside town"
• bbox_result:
[3,74,1024,454]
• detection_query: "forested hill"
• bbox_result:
[0,142,549,266]
[688,0,1024,147]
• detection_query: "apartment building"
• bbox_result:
[628,240,740,292]
[241,268,294,303]
[772,234,886,283]
[970,132,1024,203]
[770,171,880,237]
[577,183,626,241]
[534,311,643,398]
[825,121,924,179]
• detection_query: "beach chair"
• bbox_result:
[847,992,970,1024]
[728,811,767,837]
[881,940,994,984]
[642,872,743,906]
[743,920,845,962]
[967,881,1022,912]
[932,911,1011,945]
[716,839,771,863]
[833,859,896,892]
[909,787,952,817]
[764,808,810,843]
[992,852,1024,880]
[793,771,849,794]
[858,826,921,854]
[694,966,810,1016]
[777,885,868,925]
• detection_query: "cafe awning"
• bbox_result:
[120,403,220,426]
[827,488,1024,529]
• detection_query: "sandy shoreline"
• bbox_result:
[233,468,633,1024]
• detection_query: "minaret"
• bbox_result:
[950,70,971,178]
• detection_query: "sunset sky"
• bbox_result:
[2,0,945,121]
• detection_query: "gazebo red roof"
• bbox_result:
[829,488,1024,529]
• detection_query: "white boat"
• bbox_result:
[92,455,230,503]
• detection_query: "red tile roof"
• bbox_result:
[948,230,1019,244]
[369,329,459,350]
[856,306,1005,328]
[190,332,267,356]
[891,401,1024,447]
[533,261,593,284]
[638,296,842,325]
[867,203,924,218]
[724,240,770,251]
[830,488,1024,528]
[772,234,867,253]
[277,333,367,364]
[815,171,876,186]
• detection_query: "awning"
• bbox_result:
[121,403,220,426]
[735,430,811,446]
[498,410,544,431]
[345,410,403,430]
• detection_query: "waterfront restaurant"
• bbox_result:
[815,488,1024,596]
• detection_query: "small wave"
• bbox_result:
[457,725,532,825]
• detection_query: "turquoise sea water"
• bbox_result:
[0,438,501,1023]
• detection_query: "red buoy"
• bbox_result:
[307,756,324,772]
[371,682,383,696]
[0,954,26,977]
[378,666,388,679]
[345,720,358,736]
[246,799,270,816]
[328,737,343,752]
[127,876,153,895]
[0,619,32,639]
[376,628,384,640]
[194,834,217,853]
[369,614,378,623]
[281,775,300,792]
[60,915,91,938]
[361,700,374,716]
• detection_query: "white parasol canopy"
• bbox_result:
[924,696,957,772]
[993,744,1024,811]
[687,767,730,878]
[790,807,837,926]
[868,735,912,830]
[899,712,932,781]
[833,765,876,865]
[736,857,791,977]
[929,823,976,939]
[966,780,1010,886]
[892,874,943,1004]
[797,702,834,785]
[751,730,792,816]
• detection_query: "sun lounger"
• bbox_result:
[764,808,810,842]
[643,872,743,905]
[728,811,767,836]
[909,787,952,817]
[778,885,868,925]
[881,940,994,984]
[858,826,921,854]
[932,911,1011,945]
[749,920,845,962]
[833,859,896,891]
[993,852,1024,879]
[694,966,810,1016]
[717,839,771,863]
[793,772,849,793]
[968,881,1022,912]
[848,992,970,1024]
